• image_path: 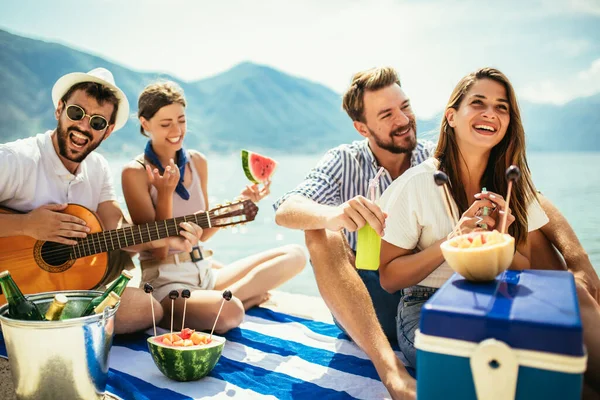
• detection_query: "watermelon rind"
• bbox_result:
[147,332,226,381]
[241,149,259,184]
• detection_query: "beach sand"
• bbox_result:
[0,264,331,399]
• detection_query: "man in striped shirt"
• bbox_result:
[274,67,432,399]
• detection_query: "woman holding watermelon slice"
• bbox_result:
[121,81,305,333]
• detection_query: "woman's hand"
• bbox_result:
[448,198,497,239]
[239,180,271,203]
[146,158,180,195]
[165,221,204,252]
[475,191,516,232]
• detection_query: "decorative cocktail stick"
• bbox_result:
[210,290,233,340]
[143,283,157,337]
[480,187,489,230]
[181,289,191,331]
[501,166,521,234]
[434,171,462,236]
[168,290,179,340]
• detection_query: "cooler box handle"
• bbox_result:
[470,338,519,400]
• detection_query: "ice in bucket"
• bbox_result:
[0,290,119,400]
[355,168,385,271]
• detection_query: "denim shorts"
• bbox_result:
[396,285,438,368]
[333,269,402,343]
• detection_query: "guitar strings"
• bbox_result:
[8,200,256,263]
[31,213,214,263]
[7,217,248,266]
[9,208,252,265]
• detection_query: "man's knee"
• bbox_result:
[304,230,328,251]
[305,230,345,253]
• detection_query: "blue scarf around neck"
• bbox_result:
[144,141,190,200]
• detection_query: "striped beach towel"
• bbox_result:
[1,307,413,399]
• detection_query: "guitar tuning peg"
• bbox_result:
[215,203,222,208]
[225,201,231,205]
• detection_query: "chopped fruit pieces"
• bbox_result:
[180,328,195,340]
[155,330,213,347]
[190,332,212,345]
[449,230,507,249]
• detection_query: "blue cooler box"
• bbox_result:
[415,270,587,400]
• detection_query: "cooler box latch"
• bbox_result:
[470,338,519,400]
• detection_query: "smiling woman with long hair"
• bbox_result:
[121,81,306,334]
[377,67,549,368]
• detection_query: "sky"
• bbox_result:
[1,0,599,118]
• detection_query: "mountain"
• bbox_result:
[0,29,598,155]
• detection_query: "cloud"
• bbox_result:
[520,58,600,104]
[546,38,592,57]
[569,0,600,16]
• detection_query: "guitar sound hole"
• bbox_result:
[40,241,72,266]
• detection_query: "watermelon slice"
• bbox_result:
[241,150,277,184]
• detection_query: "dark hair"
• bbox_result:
[61,82,119,124]
[137,81,187,137]
[435,67,538,245]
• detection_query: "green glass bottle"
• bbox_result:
[0,270,43,321]
[80,270,133,317]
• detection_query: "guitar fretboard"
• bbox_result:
[69,212,210,259]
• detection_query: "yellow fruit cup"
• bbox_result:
[440,230,515,281]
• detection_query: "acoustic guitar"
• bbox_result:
[0,200,258,303]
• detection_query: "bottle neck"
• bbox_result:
[106,275,131,297]
[0,277,26,303]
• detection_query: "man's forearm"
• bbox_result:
[0,213,28,238]
[538,195,595,274]
[275,195,333,230]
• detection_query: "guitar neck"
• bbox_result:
[71,212,212,259]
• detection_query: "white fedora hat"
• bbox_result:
[51,67,130,132]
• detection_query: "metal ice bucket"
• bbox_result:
[0,290,119,400]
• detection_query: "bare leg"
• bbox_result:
[583,384,600,400]
[115,287,164,335]
[160,290,245,334]
[242,292,271,311]
[576,283,600,396]
[213,244,306,308]
[534,195,600,396]
[305,229,415,399]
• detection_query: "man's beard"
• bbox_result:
[56,119,103,163]
[369,119,417,154]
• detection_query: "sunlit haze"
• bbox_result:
[1,0,599,118]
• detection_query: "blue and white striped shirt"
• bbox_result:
[273,138,436,251]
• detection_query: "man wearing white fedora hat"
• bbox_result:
[0,67,203,333]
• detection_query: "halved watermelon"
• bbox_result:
[241,150,277,184]
[147,332,226,382]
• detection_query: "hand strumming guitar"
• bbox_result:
[22,204,90,246]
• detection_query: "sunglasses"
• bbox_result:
[65,104,109,131]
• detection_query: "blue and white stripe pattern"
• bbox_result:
[273,139,436,251]
[0,307,410,399]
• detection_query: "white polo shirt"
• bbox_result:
[380,157,549,288]
[0,130,116,213]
